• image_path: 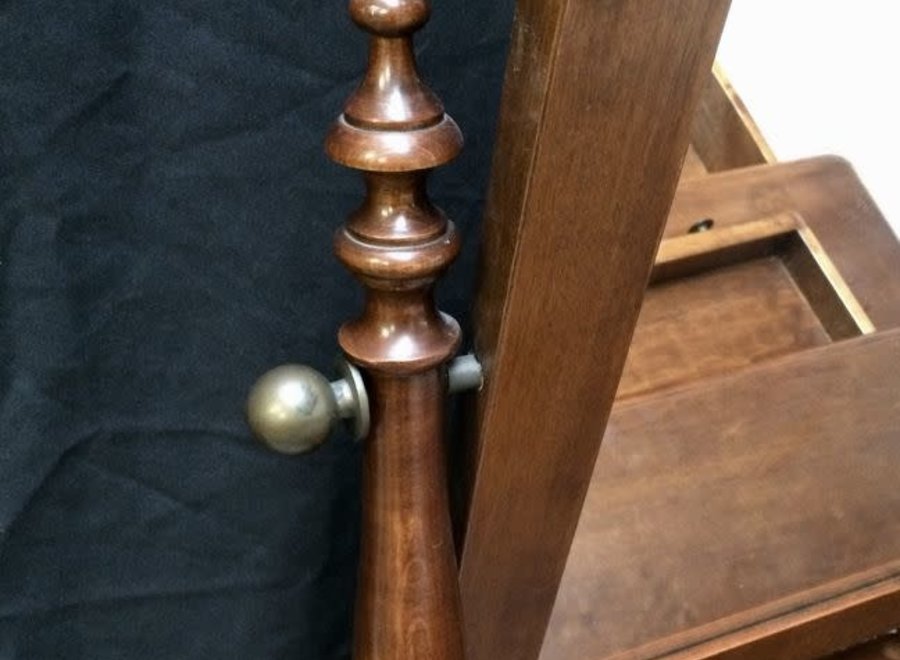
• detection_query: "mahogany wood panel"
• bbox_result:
[458,2,731,658]
[682,144,711,181]
[649,213,805,284]
[667,157,900,330]
[620,212,875,399]
[326,2,465,657]
[543,329,900,659]
[651,214,874,338]
[829,633,900,659]
[689,62,776,172]
[354,373,462,659]
[778,226,876,340]
[617,256,831,400]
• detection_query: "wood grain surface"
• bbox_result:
[828,632,900,660]
[543,329,900,659]
[620,211,876,400]
[618,255,832,400]
[689,62,776,173]
[326,2,466,657]
[682,144,712,181]
[459,2,731,658]
[667,157,900,330]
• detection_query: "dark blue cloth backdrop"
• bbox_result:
[0,1,514,657]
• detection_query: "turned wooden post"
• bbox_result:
[326,1,465,657]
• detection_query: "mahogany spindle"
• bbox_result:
[326,1,466,658]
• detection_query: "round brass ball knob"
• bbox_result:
[245,354,481,455]
[246,359,371,454]
[246,365,336,454]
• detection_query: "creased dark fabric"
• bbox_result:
[0,1,514,657]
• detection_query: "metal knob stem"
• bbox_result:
[246,353,482,454]
[447,353,484,394]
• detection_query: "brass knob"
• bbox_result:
[246,359,369,454]
[246,354,482,454]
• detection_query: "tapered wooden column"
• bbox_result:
[326,1,465,658]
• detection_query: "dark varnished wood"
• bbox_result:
[356,373,462,658]
[327,2,464,657]
[543,329,900,659]
[829,632,900,659]
[458,2,731,659]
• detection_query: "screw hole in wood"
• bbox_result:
[688,218,715,233]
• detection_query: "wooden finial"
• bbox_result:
[327,0,463,374]
[328,0,462,173]
[327,1,466,658]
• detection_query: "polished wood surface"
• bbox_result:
[540,157,900,658]
[619,212,875,399]
[619,255,832,400]
[651,213,874,338]
[667,157,900,330]
[458,2,731,658]
[326,1,464,657]
[650,212,805,284]
[356,373,462,658]
[829,633,900,660]
[543,329,900,659]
